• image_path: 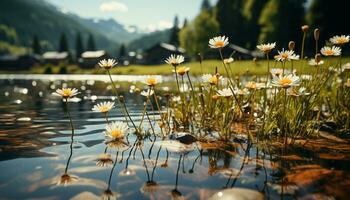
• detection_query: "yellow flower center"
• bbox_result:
[99,105,110,113]
[62,89,73,97]
[279,78,292,87]
[281,53,289,59]
[215,41,225,48]
[324,49,334,55]
[247,82,256,89]
[111,129,122,139]
[177,67,187,76]
[336,38,347,44]
[147,78,157,86]
[209,76,218,85]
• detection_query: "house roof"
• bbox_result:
[42,51,68,59]
[81,50,106,58]
[159,43,186,53]
[228,44,264,58]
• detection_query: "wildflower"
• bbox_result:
[330,35,350,45]
[224,57,234,64]
[246,81,265,90]
[209,36,229,49]
[257,42,276,53]
[275,49,299,62]
[288,87,310,97]
[321,46,341,56]
[55,88,79,99]
[202,74,221,85]
[173,66,190,76]
[270,68,284,77]
[105,121,128,140]
[217,88,233,98]
[98,59,117,69]
[140,89,154,97]
[92,101,114,113]
[288,41,295,50]
[308,59,324,66]
[271,74,300,88]
[57,173,79,186]
[165,54,184,66]
[301,25,309,33]
[212,95,220,100]
[342,63,350,72]
[233,88,249,96]
[345,79,350,87]
[314,29,320,41]
[96,153,114,167]
[144,76,161,87]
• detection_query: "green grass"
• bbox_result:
[1,57,349,76]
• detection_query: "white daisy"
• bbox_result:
[98,59,117,69]
[321,46,341,56]
[245,82,265,90]
[92,101,115,113]
[105,121,129,140]
[271,74,300,88]
[270,68,284,77]
[256,42,276,53]
[288,87,310,97]
[140,89,154,97]
[173,66,190,76]
[342,63,350,72]
[274,49,299,62]
[224,57,234,64]
[54,88,79,99]
[217,88,233,97]
[209,36,229,49]
[143,76,162,87]
[308,59,324,66]
[330,35,350,45]
[233,88,249,96]
[202,74,222,85]
[165,54,185,66]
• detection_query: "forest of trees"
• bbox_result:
[179,0,350,57]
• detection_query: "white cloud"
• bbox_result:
[100,1,128,12]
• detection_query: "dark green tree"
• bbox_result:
[119,44,126,58]
[243,0,268,49]
[201,0,211,11]
[169,16,180,46]
[32,34,41,54]
[307,0,350,46]
[87,33,96,51]
[182,18,188,29]
[59,33,68,52]
[75,32,84,59]
[216,0,246,47]
[179,10,220,57]
[259,0,306,47]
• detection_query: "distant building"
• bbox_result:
[42,51,69,65]
[143,43,186,65]
[0,54,39,70]
[78,50,108,68]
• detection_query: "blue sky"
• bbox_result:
[47,0,218,32]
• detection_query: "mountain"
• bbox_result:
[70,16,143,44]
[0,0,119,55]
[127,29,171,51]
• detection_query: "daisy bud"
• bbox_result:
[119,95,125,103]
[288,41,295,50]
[315,53,322,63]
[301,25,309,33]
[314,29,320,41]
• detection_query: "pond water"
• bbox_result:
[0,75,349,200]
